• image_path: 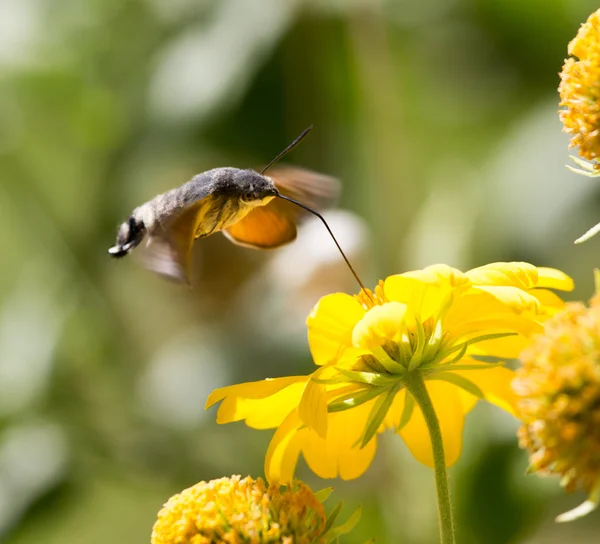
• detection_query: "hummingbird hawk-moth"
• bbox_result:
[108,128,352,286]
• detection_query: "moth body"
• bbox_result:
[109,168,278,259]
[108,125,342,286]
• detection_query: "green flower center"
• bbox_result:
[351,302,446,373]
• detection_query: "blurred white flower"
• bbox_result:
[0,423,68,535]
[233,209,372,346]
[0,264,74,416]
[137,328,229,429]
[0,0,40,66]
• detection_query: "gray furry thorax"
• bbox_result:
[130,167,275,232]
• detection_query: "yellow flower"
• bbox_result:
[514,277,600,522]
[559,9,600,163]
[207,263,572,484]
[151,475,359,544]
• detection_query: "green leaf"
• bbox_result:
[428,371,485,398]
[358,383,401,448]
[436,291,456,321]
[422,319,443,362]
[312,374,348,385]
[408,318,425,370]
[439,341,468,367]
[315,487,334,503]
[437,362,502,371]
[395,391,414,432]
[321,501,343,536]
[327,386,388,413]
[444,332,517,356]
[324,504,363,543]
[335,367,400,386]
[427,332,517,369]
[470,354,516,364]
[465,331,518,346]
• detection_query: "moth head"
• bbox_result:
[108,215,146,258]
[239,171,279,203]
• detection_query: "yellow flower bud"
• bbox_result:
[559,9,600,163]
[514,289,600,520]
[151,476,327,544]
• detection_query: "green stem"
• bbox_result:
[405,372,456,544]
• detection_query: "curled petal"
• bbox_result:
[400,264,470,287]
[466,262,539,289]
[299,375,328,438]
[352,302,408,350]
[536,267,574,292]
[307,293,366,366]
[473,285,543,314]
[529,288,567,314]
[265,410,305,484]
[399,381,465,467]
[466,262,573,292]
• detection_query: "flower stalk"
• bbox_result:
[405,372,456,544]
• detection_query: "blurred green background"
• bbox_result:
[1,0,600,542]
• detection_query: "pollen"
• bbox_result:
[151,476,328,544]
[559,9,600,163]
[356,280,388,309]
[514,298,600,495]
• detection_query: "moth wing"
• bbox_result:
[223,205,297,249]
[268,166,340,220]
[138,199,210,284]
[223,166,339,250]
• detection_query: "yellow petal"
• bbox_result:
[401,264,470,288]
[466,262,573,292]
[264,409,304,484]
[451,316,542,343]
[383,388,407,429]
[467,332,531,359]
[384,276,452,321]
[352,302,408,350]
[466,262,539,289]
[473,285,542,314]
[339,439,377,480]
[399,381,465,467]
[298,375,328,438]
[207,377,307,428]
[302,402,377,480]
[307,293,366,366]
[206,376,306,408]
[446,290,543,339]
[536,267,574,291]
[451,366,518,417]
[529,288,567,313]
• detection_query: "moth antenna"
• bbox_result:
[276,193,372,300]
[260,126,313,175]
